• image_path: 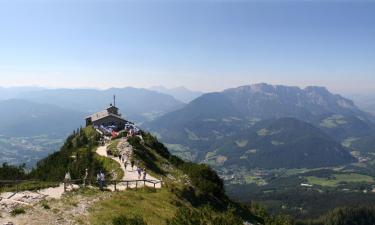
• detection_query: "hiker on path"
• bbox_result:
[83,168,89,187]
[124,160,128,170]
[143,170,147,180]
[131,160,135,171]
[64,171,72,191]
[137,168,142,179]
[97,171,105,191]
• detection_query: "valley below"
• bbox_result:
[0,135,63,167]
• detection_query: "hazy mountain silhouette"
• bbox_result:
[149,85,203,103]
[146,83,374,168]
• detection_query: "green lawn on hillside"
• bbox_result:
[107,140,121,156]
[94,154,124,180]
[306,173,374,187]
[89,188,177,225]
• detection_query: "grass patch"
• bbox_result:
[10,208,26,216]
[95,154,124,180]
[244,176,267,186]
[165,144,194,161]
[184,128,200,141]
[108,140,121,157]
[257,128,269,136]
[235,140,248,148]
[319,114,347,128]
[41,201,51,209]
[306,173,374,187]
[89,188,177,225]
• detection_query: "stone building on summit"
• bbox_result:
[85,96,127,131]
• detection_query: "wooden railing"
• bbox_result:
[108,179,163,191]
[0,178,162,194]
[0,179,60,193]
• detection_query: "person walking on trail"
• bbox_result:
[143,170,147,180]
[137,168,142,180]
[131,160,135,171]
[96,172,101,190]
[83,168,89,187]
[97,170,105,191]
[124,160,128,170]
[64,171,72,191]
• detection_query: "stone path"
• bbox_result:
[96,138,162,190]
[0,183,80,215]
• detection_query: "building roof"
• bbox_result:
[88,110,125,122]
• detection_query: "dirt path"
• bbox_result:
[0,189,109,225]
[96,139,162,190]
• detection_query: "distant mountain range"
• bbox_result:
[149,86,203,103]
[1,84,375,169]
[348,94,375,116]
[14,87,185,122]
[0,87,185,165]
[146,83,375,169]
[0,99,83,137]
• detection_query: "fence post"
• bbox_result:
[136,181,138,188]
[126,181,129,189]
[114,181,117,191]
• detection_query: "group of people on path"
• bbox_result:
[119,153,148,181]
[137,167,147,180]
[62,139,150,192]
[64,170,106,191]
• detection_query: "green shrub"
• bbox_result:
[0,163,27,180]
[128,136,164,175]
[167,206,243,225]
[41,202,51,209]
[10,208,26,216]
[180,162,224,198]
[142,132,171,159]
[112,215,148,225]
[29,126,104,182]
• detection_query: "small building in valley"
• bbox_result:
[85,96,127,131]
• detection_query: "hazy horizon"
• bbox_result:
[1,83,374,98]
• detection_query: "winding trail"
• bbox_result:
[96,138,162,190]
[0,137,162,224]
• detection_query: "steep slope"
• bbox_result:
[148,83,374,142]
[17,87,184,122]
[26,126,261,225]
[208,118,355,169]
[146,84,374,167]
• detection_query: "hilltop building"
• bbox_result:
[85,96,127,131]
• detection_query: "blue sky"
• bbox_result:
[0,1,374,94]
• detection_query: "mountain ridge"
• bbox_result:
[146,83,373,169]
